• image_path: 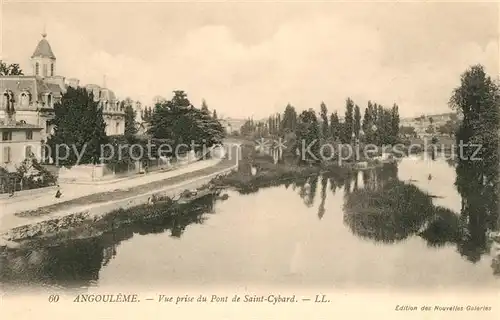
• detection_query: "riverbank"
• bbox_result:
[0,163,236,248]
[210,140,376,194]
[0,146,240,247]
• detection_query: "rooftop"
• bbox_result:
[0,76,63,99]
[31,33,56,60]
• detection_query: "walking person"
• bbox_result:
[55,185,62,198]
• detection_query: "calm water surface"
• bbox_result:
[1,156,499,291]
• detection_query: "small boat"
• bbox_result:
[177,188,215,205]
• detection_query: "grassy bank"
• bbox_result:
[212,141,353,193]
[3,191,220,249]
[15,156,236,218]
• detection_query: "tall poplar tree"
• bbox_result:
[320,102,329,138]
[354,105,361,139]
[343,98,354,143]
[329,112,341,141]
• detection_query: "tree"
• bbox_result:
[343,98,354,143]
[201,99,209,114]
[391,103,400,143]
[353,105,361,139]
[123,99,138,137]
[0,61,23,75]
[320,102,329,138]
[437,120,457,137]
[374,104,385,145]
[281,104,297,133]
[449,64,499,237]
[212,109,218,119]
[296,109,320,162]
[148,91,225,152]
[362,101,374,143]
[142,106,153,122]
[241,119,256,137]
[329,112,340,141]
[47,87,108,167]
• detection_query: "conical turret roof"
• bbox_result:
[31,33,56,59]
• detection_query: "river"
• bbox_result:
[1,155,499,292]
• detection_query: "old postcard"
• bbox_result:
[0,0,499,319]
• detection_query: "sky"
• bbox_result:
[1,1,498,119]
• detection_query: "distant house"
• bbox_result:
[219,118,246,134]
[400,112,460,139]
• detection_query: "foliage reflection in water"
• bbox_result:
[0,195,218,289]
[1,158,499,289]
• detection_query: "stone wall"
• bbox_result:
[0,164,237,246]
[58,164,106,182]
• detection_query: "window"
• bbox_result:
[2,93,9,108]
[20,92,30,107]
[2,132,12,141]
[26,130,33,140]
[35,62,39,76]
[46,94,52,107]
[116,122,120,134]
[50,63,54,76]
[3,146,11,163]
[43,64,48,77]
[25,146,32,158]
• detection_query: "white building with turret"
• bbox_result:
[0,31,125,149]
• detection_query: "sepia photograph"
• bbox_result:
[0,0,499,319]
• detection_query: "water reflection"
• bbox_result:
[453,142,499,263]
[1,156,499,288]
[343,164,435,243]
[339,156,499,273]
[0,195,217,288]
[317,176,328,220]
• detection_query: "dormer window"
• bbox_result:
[3,91,14,114]
[46,93,53,107]
[20,92,30,107]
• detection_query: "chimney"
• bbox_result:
[66,78,80,88]
[5,91,16,125]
